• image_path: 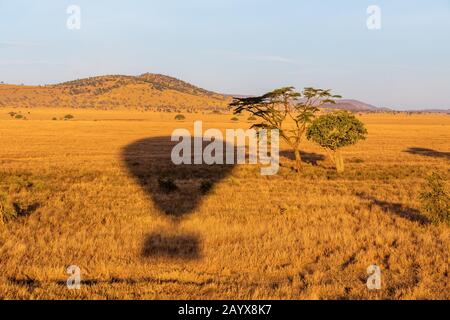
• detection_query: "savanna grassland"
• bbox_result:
[0,108,449,299]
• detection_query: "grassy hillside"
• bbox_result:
[0,74,230,111]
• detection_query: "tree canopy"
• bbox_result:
[306,111,367,151]
[306,111,367,172]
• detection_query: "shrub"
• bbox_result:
[247,116,257,122]
[174,114,186,121]
[64,114,74,120]
[52,117,57,121]
[420,173,450,226]
[230,117,239,122]
[158,177,178,193]
[0,192,15,223]
[350,158,365,164]
[14,114,24,119]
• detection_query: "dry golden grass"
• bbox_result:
[0,109,448,299]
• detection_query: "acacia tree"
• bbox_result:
[229,87,341,172]
[306,111,367,172]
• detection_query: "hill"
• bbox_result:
[0,73,230,111]
[406,109,450,114]
[322,99,390,112]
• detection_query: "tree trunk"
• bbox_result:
[333,150,345,173]
[294,147,302,173]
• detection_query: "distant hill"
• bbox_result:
[322,100,449,114]
[322,99,390,112]
[405,109,450,114]
[0,73,230,111]
[225,96,390,113]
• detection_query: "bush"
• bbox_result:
[14,114,24,119]
[174,114,186,121]
[158,177,178,193]
[420,173,450,225]
[64,114,74,120]
[230,117,239,122]
[0,192,15,223]
[247,116,257,121]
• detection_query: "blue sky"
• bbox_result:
[0,0,449,109]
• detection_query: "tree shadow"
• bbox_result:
[356,192,430,225]
[280,150,326,166]
[121,136,236,259]
[405,147,450,161]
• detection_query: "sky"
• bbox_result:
[0,0,449,110]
